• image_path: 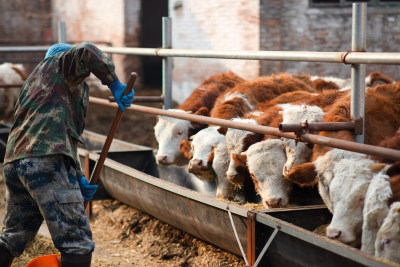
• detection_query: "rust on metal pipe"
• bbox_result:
[279,121,355,133]
[89,96,400,161]
[108,95,164,103]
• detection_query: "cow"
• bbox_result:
[180,73,315,199]
[285,81,400,187]
[375,201,400,264]
[284,82,400,247]
[0,62,28,121]
[154,71,244,166]
[225,89,345,187]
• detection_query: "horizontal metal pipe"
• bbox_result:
[2,46,400,65]
[0,84,23,88]
[0,46,49,52]
[108,95,164,103]
[279,122,355,132]
[89,96,400,161]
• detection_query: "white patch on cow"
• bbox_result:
[248,110,264,117]
[375,202,400,263]
[225,118,258,179]
[361,170,392,255]
[280,105,325,176]
[326,157,378,247]
[189,127,225,168]
[212,142,235,199]
[223,91,254,110]
[246,139,291,208]
[154,109,192,166]
[314,149,365,212]
[0,63,26,120]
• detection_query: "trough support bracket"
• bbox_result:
[227,206,250,267]
[253,227,280,267]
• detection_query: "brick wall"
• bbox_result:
[169,0,260,103]
[52,0,142,85]
[171,0,400,104]
[260,0,400,79]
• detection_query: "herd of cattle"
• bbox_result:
[153,70,400,263]
[1,61,399,263]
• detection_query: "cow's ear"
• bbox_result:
[194,107,209,117]
[369,163,387,173]
[218,127,228,135]
[207,145,216,165]
[232,152,247,168]
[386,161,400,177]
[180,139,193,159]
[285,163,318,186]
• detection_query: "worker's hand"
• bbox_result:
[108,80,135,112]
[78,176,98,201]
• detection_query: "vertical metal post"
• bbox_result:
[351,3,367,143]
[58,21,66,43]
[247,211,256,266]
[162,17,173,110]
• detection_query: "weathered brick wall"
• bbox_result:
[0,0,52,72]
[260,0,400,80]
[169,0,260,103]
[52,0,142,85]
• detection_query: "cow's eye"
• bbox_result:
[177,131,183,136]
[381,239,391,249]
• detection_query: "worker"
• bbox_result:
[0,42,134,267]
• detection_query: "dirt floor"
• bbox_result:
[0,88,245,266]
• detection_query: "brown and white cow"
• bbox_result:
[225,89,346,186]
[0,62,27,121]
[375,201,400,264]
[183,73,316,178]
[286,81,400,187]
[154,71,243,166]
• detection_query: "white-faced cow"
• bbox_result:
[154,71,244,166]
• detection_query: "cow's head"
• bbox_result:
[361,171,392,254]
[225,118,263,184]
[246,139,292,208]
[326,157,386,247]
[182,127,225,181]
[280,104,324,176]
[154,108,209,166]
[375,202,400,263]
[211,142,236,199]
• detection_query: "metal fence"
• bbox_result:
[1,3,400,160]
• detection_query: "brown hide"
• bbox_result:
[231,153,249,185]
[178,71,244,112]
[210,73,315,120]
[285,162,319,186]
[367,72,394,87]
[312,79,340,92]
[179,139,193,159]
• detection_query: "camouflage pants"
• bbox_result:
[0,155,94,257]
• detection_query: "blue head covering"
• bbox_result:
[45,43,73,59]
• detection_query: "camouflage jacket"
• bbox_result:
[4,42,118,177]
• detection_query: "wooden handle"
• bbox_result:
[84,72,137,209]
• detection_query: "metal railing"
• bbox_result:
[1,3,399,161]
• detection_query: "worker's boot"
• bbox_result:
[61,252,92,267]
[0,245,14,267]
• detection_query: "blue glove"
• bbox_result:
[78,176,98,201]
[108,80,135,112]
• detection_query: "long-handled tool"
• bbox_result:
[84,72,137,209]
